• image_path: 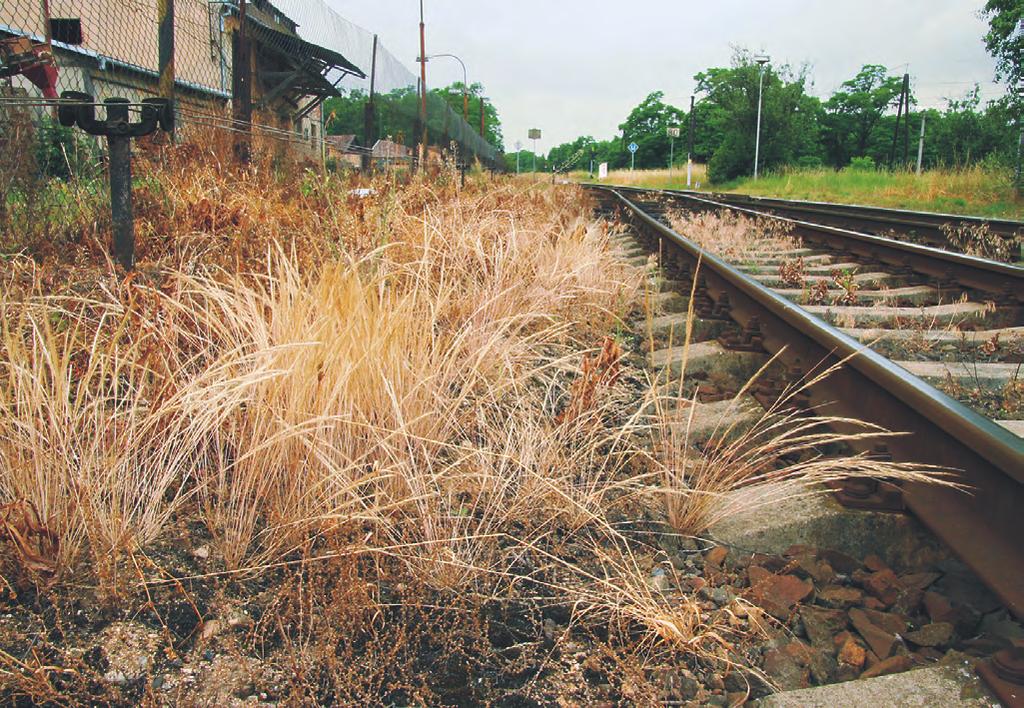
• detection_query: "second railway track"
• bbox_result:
[587,185,1024,632]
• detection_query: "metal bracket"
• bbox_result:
[58,92,174,136]
[718,316,766,352]
[977,647,1024,707]
[834,446,906,512]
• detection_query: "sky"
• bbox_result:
[324,1,1003,153]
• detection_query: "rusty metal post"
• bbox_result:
[105,99,135,270]
[232,0,252,163]
[361,34,378,172]
[58,93,171,270]
[158,0,176,139]
[418,0,428,170]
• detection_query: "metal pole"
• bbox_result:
[516,151,520,174]
[106,99,135,270]
[233,0,252,163]
[754,65,766,180]
[630,150,635,172]
[479,96,485,138]
[669,137,674,175]
[889,74,909,170]
[533,138,537,173]
[916,113,926,176]
[419,0,428,168]
[158,0,175,139]
[1016,124,1022,198]
[903,79,912,166]
[363,34,378,171]
[687,94,695,188]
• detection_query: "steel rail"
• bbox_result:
[666,191,1024,298]
[590,185,1024,619]
[668,189,1024,248]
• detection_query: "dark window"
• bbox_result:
[50,18,83,45]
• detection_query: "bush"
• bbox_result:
[848,156,876,172]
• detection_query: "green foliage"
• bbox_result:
[33,117,99,181]
[848,156,876,171]
[823,65,906,167]
[433,82,504,151]
[323,82,504,157]
[981,0,1023,94]
[504,150,548,173]
[617,91,686,169]
[697,50,823,182]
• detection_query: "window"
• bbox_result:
[50,18,83,45]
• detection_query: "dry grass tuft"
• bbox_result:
[666,209,800,261]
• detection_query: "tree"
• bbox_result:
[324,82,504,157]
[617,92,686,169]
[433,82,504,152]
[981,0,1023,92]
[823,65,906,166]
[695,50,824,182]
[548,136,597,172]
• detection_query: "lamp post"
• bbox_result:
[753,54,770,180]
[417,53,469,122]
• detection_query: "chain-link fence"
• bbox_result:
[1,0,500,171]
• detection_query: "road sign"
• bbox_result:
[628,142,639,153]
[514,140,522,152]
[528,129,542,140]
[599,162,608,179]
[667,127,681,138]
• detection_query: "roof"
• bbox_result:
[326,134,357,151]
[232,4,365,82]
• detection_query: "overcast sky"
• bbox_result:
[325,1,1002,152]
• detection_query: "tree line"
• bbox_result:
[535,3,1021,183]
[324,81,504,156]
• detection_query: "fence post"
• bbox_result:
[158,0,175,139]
[59,94,172,270]
[232,0,253,163]
[362,34,378,172]
[107,100,135,270]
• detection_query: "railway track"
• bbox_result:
[586,186,1024,648]
[653,188,1024,258]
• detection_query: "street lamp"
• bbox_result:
[417,53,469,122]
[753,54,770,180]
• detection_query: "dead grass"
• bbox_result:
[0,124,962,702]
[666,209,801,261]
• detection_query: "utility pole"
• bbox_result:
[889,73,909,170]
[158,0,175,139]
[232,0,252,163]
[362,35,378,172]
[418,0,428,170]
[916,113,926,176]
[904,85,912,166]
[687,94,696,188]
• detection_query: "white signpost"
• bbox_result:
[598,162,608,180]
[514,140,523,174]
[628,141,638,171]
[668,126,681,176]
[528,129,542,173]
